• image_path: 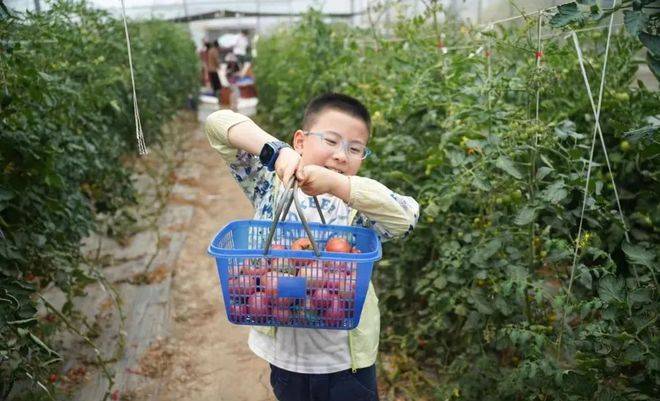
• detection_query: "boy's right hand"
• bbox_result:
[274,147,301,186]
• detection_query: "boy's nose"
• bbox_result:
[332,147,348,162]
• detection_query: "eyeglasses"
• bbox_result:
[303,131,372,160]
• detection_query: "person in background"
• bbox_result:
[219,51,241,88]
[207,40,222,96]
[199,39,210,87]
[218,51,241,109]
[233,29,250,66]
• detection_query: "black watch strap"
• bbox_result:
[259,141,289,171]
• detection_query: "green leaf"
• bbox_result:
[623,10,649,37]
[536,166,553,180]
[554,120,584,140]
[562,371,598,396]
[110,99,121,112]
[480,239,502,260]
[37,71,57,82]
[598,275,624,303]
[624,344,644,362]
[433,276,447,290]
[541,180,568,204]
[0,1,11,17]
[540,154,554,170]
[550,3,584,28]
[514,207,536,226]
[646,50,660,81]
[623,123,659,141]
[29,332,61,357]
[7,317,37,325]
[622,242,656,269]
[628,287,652,304]
[470,292,494,315]
[639,32,660,55]
[495,156,522,179]
[507,264,528,283]
[471,176,491,191]
[577,264,593,289]
[0,189,14,202]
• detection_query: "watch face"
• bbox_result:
[260,144,275,163]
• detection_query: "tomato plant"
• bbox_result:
[0,1,198,397]
[255,8,658,401]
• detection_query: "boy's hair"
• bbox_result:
[302,93,371,133]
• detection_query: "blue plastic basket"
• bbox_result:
[208,219,382,330]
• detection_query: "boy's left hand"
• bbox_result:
[296,165,349,201]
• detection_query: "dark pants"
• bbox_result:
[269,364,379,401]
[208,71,221,93]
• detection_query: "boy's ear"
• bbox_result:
[292,129,305,154]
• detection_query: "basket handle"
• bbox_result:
[263,177,326,256]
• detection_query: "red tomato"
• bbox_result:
[323,296,345,326]
[337,272,356,300]
[272,307,292,324]
[267,244,288,270]
[260,271,279,296]
[228,303,248,319]
[323,270,345,291]
[247,294,270,318]
[260,272,295,307]
[241,259,269,277]
[303,296,317,312]
[323,260,349,274]
[298,265,324,290]
[292,238,313,250]
[325,237,351,253]
[311,288,334,310]
[228,275,257,296]
[291,238,314,266]
[229,262,245,276]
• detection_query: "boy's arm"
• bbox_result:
[347,176,419,241]
[294,165,419,241]
[205,109,273,160]
[205,110,296,209]
[205,109,300,185]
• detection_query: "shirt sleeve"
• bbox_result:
[348,176,419,242]
[204,109,275,208]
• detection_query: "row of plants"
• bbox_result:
[254,3,658,400]
[0,1,198,398]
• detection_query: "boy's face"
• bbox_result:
[292,108,369,177]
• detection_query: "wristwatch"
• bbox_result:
[259,141,290,171]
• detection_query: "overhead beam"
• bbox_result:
[169,8,365,23]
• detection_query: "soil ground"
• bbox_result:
[156,104,275,401]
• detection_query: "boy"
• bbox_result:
[205,93,419,401]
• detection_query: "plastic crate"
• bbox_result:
[208,219,382,330]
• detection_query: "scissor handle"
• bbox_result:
[263,177,326,256]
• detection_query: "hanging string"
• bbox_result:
[570,30,635,277]
[486,38,492,130]
[120,0,148,156]
[573,29,630,247]
[534,11,543,124]
[573,28,631,241]
[557,5,629,352]
[529,11,544,265]
[541,22,625,40]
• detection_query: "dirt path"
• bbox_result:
[49,105,274,401]
[157,105,275,401]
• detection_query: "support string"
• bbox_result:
[120,0,148,156]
